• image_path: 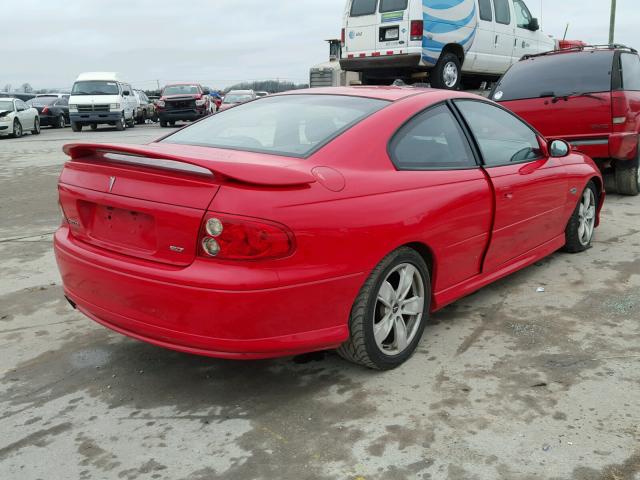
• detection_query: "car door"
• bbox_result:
[454,99,569,272]
[344,0,379,56]
[388,102,493,290]
[512,0,539,60]
[469,0,497,73]
[492,0,515,72]
[16,100,33,129]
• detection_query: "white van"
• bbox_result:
[340,0,555,89]
[69,72,138,131]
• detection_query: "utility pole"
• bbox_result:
[609,0,617,44]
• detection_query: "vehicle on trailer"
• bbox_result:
[27,95,70,129]
[311,39,362,87]
[218,90,257,111]
[0,98,40,137]
[133,90,157,124]
[156,83,211,127]
[69,72,137,132]
[340,0,555,89]
[492,44,640,196]
[55,86,604,370]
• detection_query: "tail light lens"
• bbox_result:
[611,92,628,130]
[42,106,49,114]
[341,28,346,46]
[410,20,423,41]
[199,213,295,261]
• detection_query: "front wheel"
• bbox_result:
[55,115,66,129]
[12,119,22,138]
[337,247,430,370]
[563,181,598,253]
[31,117,40,135]
[71,122,82,132]
[430,52,462,90]
[615,158,640,196]
[115,115,126,131]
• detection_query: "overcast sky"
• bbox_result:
[3,0,639,91]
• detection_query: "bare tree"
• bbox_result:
[2,84,11,93]
[20,83,33,93]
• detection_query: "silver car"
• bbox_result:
[0,98,40,138]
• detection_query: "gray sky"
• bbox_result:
[3,0,639,91]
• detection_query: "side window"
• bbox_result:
[513,0,532,28]
[389,104,477,170]
[455,100,542,166]
[621,53,640,91]
[493,0,511,25]
[56,97,69,106]
[350,0,378,16]
[380,0,408,12]
[479,0,493,21]
[16,100,27,111]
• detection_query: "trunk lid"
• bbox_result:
[59,143,315,266]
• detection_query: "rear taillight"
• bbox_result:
[341,28,346,46]
[410,20,423,41]
[42,106,49,114]
[199,213,295,261]
[611,93,628,129]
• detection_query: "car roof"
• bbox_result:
[279,86,473,102]
[164,83,201,87]
[522,44,637,61]
[228,90,254,94]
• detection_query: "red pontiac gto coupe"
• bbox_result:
[55,87,604,370]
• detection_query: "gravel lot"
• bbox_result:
[1,125,639,480]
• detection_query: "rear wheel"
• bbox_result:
[430,52,462,90]
[12,119,22,138]
[90,123,98,131]
[169,121,176,127]
[137,110,146,125]
[615,158,640,196]
[337,247,430,370]
[115,114,126,131]
[55,114,66,129]
[71,122,82,132]
[563,181,598,253]
[31,117,40,135]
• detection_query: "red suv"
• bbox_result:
[491,45,640,196]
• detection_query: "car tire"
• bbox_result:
[31,117,40,135]
[160,119,168,128]
[12,119,22,138]
[116,115,126,131]
[614,157,640,196]
[90,123,98,131]
[563,181,599,253]
[55,115,66,129]
[337,247,431,370]
[71,122,82,132]
[126,113,135,128]
[430,52,462,90]
[169,121,176,127]
[137,111,145,125]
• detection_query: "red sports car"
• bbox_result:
[55,87,604,370]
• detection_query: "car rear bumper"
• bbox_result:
[54,227,359,359]
[158,110,208,122]
[565,133,638,162]
[340,52,422,72]
[71,112,121,124]
[39,115,57,126]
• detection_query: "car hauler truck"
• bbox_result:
[311,39,362,88]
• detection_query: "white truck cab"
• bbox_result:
[340,0,555,89]
[69,72,138,131]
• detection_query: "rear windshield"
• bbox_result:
[223,94,252,104]
[28,96,57,106]
[492,51,614,101]
[163,94,389,157]
[163,85,200,95]
[380,0,408,12]
[351,0,377,16]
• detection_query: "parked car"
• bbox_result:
[255,91,269,97]
[27,95,69,128]
[491,45,640,195]
[134,90,157,124]
[218,90,257,111]
[55,87,604,370]
[69,72,137,132]
[0,98,40,137]
[156,83,211,127]
[340,0,555,89]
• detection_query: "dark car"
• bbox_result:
[134,90,157,124]
[492,45,640,196]
[27,95,70,128]
[155,83,211,127]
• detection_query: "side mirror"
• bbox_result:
[549,139,570,157]
[123,90,130,96]
[528,18,540,31]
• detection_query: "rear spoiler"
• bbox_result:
[63,143,317,187]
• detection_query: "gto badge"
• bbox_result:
[169,246,185,253]
[108,176,116,193]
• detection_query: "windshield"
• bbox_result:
[72,81,120,96]
[0,100,13,111]
[28,96,57,106]
[163,94,388,157]
[163,85,200,95]
[223,94,252,104]
[492,51,614,101]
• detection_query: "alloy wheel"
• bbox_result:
[373,263,425,356]
[14,121,22,138]
[578,188,596,246]
[443,62,459,88]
